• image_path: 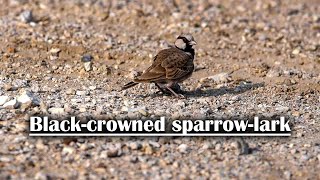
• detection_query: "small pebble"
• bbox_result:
[292,49,300,55]
[0,96,9,106]
[66,89,75,95]
[178,144,189,153]
[20,10,34,23]
[81,54,93,62]
[107,148,120,158]
[3,98,19,109]
[48,107,65,115]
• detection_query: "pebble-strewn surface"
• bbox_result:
[0,0,319,179]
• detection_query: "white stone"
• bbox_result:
[17,90,40,106]
[89,86,97,90]
[66,88,75,95]
[79,107,86,113]
[17,93,32,104]
[178,144,189,153]
[200,72,231,84]
[62,146,75,155]
[0,96,9,106]
[48,107,65,115]
[76,91,87,96]
[275,106,290,112]
[49,48,61,54]
[121,106,129,112]
[3,98,19,109]
[83,62,92,71]
[292,48,300,55]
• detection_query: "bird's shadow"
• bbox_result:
[184,82,265,98]
[145,82,265,98]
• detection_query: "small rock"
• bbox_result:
[300,155,310,162]
[83,62,92,72]
[81,54,93,62]
[100,151,108,159]
[313,15,320,22]
[20,101,32,111]
[3,98,19,109]
[66,89,75,95]
[48,107,65,115]
[138,109,148,116]
[258,34,268,41]
[305,45,318,51]
[175,100,186,107]
[17,90,40,106]
[81,54,93,71]
[143,145,154,155]
[49,48,61,54]
[107,148,120,157]
[200,72,231,84]
[49,48,61,57]
[0,156,13,162]
[178,144,189,153]
[35,172,48,180]
[287,9,299,16]
[290,149,297,154]
[284,171,291,179]
[149,141,161,148]
[40,102,48,114]
[266,70,280,77]
[64,104,73,113]
[127,70,141,79]
[20,10,34,23]
[292,48,300,55]
[79,107,86,113]
[35,140,46,150]
[202,142,213,150]
[130,156,138,163]
[129,142,142,150]
[89,86,96,90]
[275,106,290,113]
[7,47,16,53]
[0,96,9,106]
[215,143,222,150]
[62,146,75,155]
[279,145,288,153]
[76,91,87,96]
[234,138,250,155]
[4,84,17,91]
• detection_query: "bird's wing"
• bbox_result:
[135,48,194,82]
[134,52,166,82]
[161,52,194,80]
[136,63,166,82]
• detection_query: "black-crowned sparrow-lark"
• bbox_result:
[122,34,197,98]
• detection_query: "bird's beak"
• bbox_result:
[189,41,197,45]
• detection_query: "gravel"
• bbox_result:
[0,0,319,179]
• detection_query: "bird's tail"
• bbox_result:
[121,81,139,90]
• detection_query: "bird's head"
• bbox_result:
[174,33,197,50]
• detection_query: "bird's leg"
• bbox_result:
[166,82,185,99]
[154,83,168,95]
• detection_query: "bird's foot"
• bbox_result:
[155,90,171,96]
[166,86,186,99]
[176,93,186,99]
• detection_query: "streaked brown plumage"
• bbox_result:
[122,34,196,98]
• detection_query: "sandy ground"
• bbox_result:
[0,0,319,179]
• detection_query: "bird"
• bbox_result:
[122,33,197,98]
